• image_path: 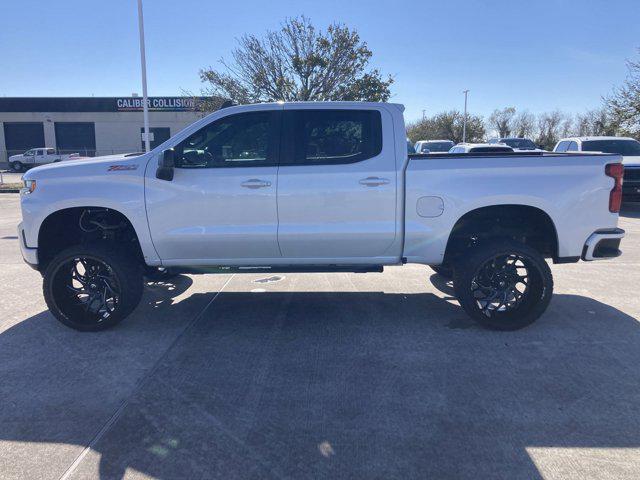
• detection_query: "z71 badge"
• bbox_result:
[107,165,139,171]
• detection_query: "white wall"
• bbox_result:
[0,110,205,163]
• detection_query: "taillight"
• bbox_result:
[605,163,624,213]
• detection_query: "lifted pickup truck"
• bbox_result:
[9,148,80,172]
[18,102,626,331]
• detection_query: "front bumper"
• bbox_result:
[17,222,38,269]
[582,228,625,261]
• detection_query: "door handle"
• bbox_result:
[241,178,272,189]
[359,176,390,187]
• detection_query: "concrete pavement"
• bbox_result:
[1,193,640,480]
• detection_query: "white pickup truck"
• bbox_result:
[9,148,80,172]
[18,102,626,332]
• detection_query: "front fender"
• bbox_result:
[20,172,160,265]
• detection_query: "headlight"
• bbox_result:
[22,179,36,194]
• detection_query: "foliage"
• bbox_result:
[199,16,393,107]
[605,49,640,137]
[407,110,486,144]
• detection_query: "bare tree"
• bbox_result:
[575,108,616,136]
[535,111,565,150]
[488,107,516,138]
[511,111,536,138]
[199,16,393,108]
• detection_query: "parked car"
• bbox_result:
[449,143,514,153]
[414,140,455,154]
[553,136,640,203]
[8,148,80,172]
[489,137,541,151]
[19,102,625,332]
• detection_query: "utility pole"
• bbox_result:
[422,109,426,121]
[137,0,151,152]
[462,90,469,143]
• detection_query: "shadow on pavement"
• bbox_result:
[1,277,640,480]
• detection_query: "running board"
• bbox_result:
[175,265,385,275]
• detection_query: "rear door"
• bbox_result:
[145,108,282,263]
[276,106,398,259]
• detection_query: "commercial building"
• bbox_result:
[0,97,212,165]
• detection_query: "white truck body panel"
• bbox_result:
[19,102,623,270]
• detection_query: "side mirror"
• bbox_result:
[156,149,175,181]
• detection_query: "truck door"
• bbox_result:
[145,109,282,263]
[276,106,398,259]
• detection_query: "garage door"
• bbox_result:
[3,122,45,157]
[54,122,96,156]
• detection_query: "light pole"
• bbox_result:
[462,90,469,143]
[137,0,151,153]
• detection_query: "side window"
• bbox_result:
[283,109,382,165]
[567,141,578,152]
[46,148,55,155]
[174,111,277,168]
[555,141,569,152]
[36,149,44,156]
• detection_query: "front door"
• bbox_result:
[145,110,281,263]
[276,107,398,260]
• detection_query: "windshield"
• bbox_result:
[502,139,537,150]
[582,140,640,156]
[426,141,454,152]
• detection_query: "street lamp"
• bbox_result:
[462,90,469,143]
[137,0,151,153]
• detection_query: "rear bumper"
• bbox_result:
[17,222,38,269]
[582,228,625,261]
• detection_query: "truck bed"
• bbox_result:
[402,151,621,265]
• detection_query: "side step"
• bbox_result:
[176,265,385,275]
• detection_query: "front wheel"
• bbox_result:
[10,161,23,172]
[43,243,143,331]
[453,240,553,331]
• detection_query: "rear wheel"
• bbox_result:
[43,243,143,331]
[453,240,553,330]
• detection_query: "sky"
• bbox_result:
[1,0,639,122]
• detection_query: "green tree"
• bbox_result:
[199,16,393,108]
[605,49,640,137]
[407,110,485,144]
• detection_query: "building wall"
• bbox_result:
[0,110,205,163]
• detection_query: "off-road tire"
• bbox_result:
[43,243,143,331]
[453,239,553,331]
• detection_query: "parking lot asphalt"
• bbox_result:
[1,192,640,480]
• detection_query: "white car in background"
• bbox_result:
[554,136,640,203]
[414,140,454,154]
[448,143,514,153]
[9,148,81,172]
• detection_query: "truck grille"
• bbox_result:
[624,168,640,182]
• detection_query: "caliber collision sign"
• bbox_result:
[116,97,196,111]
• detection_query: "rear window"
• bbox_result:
[468,146,513,153]
[426,141,454,152]
[581,140,640,156]
[502,139,537,150]
[285,109,382,165]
